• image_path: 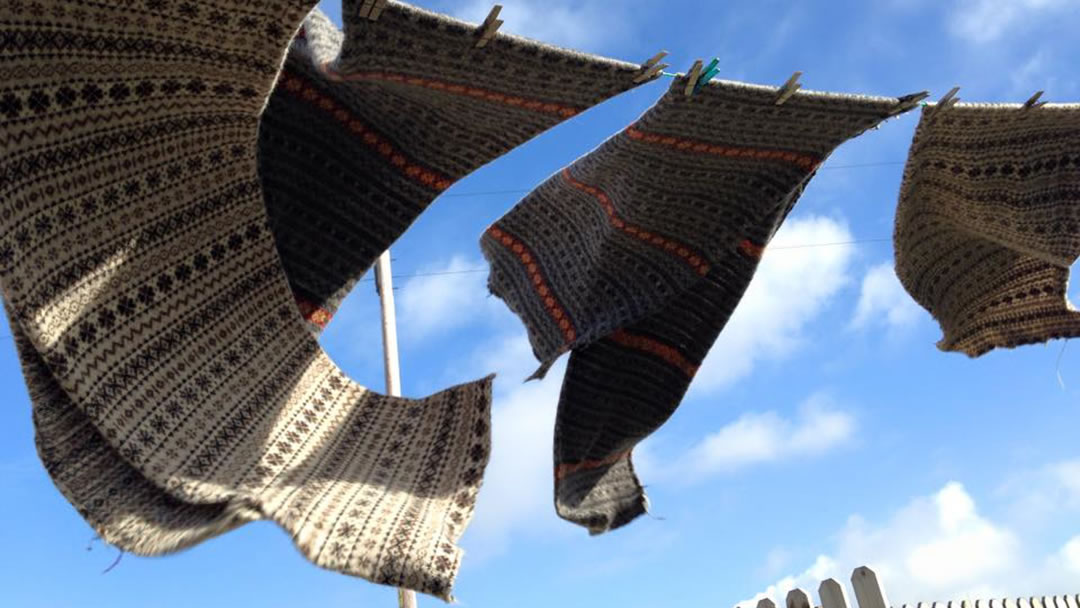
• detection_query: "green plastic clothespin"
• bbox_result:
[693,57,720,93]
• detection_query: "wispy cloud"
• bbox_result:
[396,255,499,342]
[1060,536,1080,573]
[850,262,925,332]
[947,0,1075,44]
[422,0,637,53]
[997,458,1080,527]
[458,333,571,562]
[692,215,858,393]
[639,393,856,483]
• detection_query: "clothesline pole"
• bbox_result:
[373,249,416,608]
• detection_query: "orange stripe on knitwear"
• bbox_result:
[609,329,699,377]
[560,168,710,277]
[625,124,822,171]
[487,225,577,345]
[278,70,455,192]
[555,450,631,480]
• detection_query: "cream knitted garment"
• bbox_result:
[895,103,1080,356]
[0,1,494,600]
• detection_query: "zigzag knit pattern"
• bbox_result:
[894,103,1080,356]
[0,1,495,600]
[260,4,651,330]
[482,77,919,533]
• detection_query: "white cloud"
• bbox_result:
[458,333,572,562]
[738,477,1080,608]
[948,0,1074,44]
[396,255,497,342]
[639,393,855,483]
[692,215,857,393]
[998,459,1080,526]
[392,254,571,561]
[423,0,634,52]
[685,396,854,476]
[1059,536,1080,573]
[743,555,839,608]
[850,262,925,331]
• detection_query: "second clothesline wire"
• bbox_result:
[0,159,907,339]
[360,158,907,283]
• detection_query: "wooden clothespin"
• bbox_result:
[1024,90,1046,109]
[683,59,703,97]
[475,5,503,49]
[775,71,802,105]
[357,0,377,19]
[367,0,388,20]
[890,90,930,115]
[694,58,721,93]
[928,86,960,117]
[634,50,670,84]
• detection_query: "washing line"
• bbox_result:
[373,157,911,281]
[0,158,911,338]
[358,238,894,284]
[438,160,908,198]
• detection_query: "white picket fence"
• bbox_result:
[748,566,1080,608]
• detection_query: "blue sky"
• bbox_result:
[3,1,1080,606]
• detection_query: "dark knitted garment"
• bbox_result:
[483,78,920,533]
[260,4,653,330]
[894,103,1080,356]
[0,1,501,600]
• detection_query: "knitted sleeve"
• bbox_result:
[261,4,653,330]
[894,103,1080,356]
[0,1,493,600]
[483,77,912,368]
[481,75,921,534]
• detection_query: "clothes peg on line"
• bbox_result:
[890,90,930,115]
[1024,90,1046,109]
[692,57,720,94]
[683,59,703,97]
[928,86,960,117]
[475,5,504,48]
[775,71,802,105]
[634,51,670,83]
[367,0,388,20]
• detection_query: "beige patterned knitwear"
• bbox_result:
[0,0,494,600]
[895,103,1080,356]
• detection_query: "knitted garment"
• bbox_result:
[894,104,1080,356]
[0,1,499,600]
[482,78,919,532]
[260,4,651,330]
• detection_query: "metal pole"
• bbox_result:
[373,250,416,608]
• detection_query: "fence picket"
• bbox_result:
[788,589,814,608]
[736,566,1077,608]
[852,566,890,608]
[820,579,850,608]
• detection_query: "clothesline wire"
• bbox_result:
[439,160,908,198]
[0,237,892,341]
[0,160,909,340]
[356,237,893,283]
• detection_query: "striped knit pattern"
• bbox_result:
[483,77,918,533]
[0,1,494,600]
[260,5,651,330]
[894,103,1080,356]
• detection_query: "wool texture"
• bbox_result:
[261,4,652,331]
[483,77,920,533]
[0,1,508,600]
[894,103,1080,356]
